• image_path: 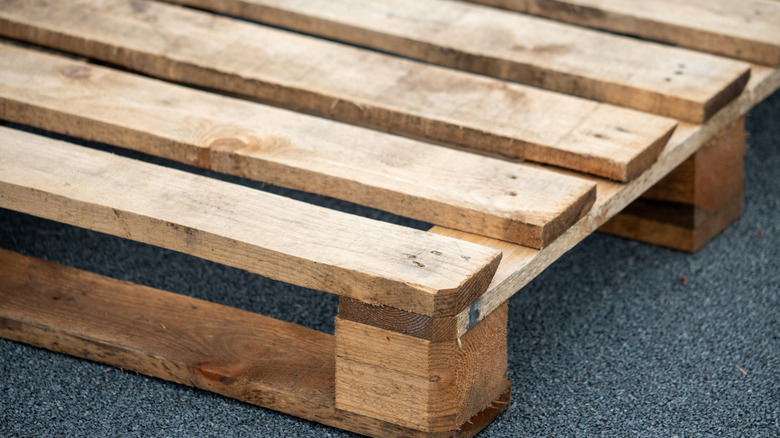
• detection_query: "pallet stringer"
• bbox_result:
[0,249,509,437]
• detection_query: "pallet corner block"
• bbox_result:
[335,297,509,434]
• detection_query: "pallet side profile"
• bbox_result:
[0,249,508,438]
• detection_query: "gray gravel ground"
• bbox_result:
[1,89,778,437]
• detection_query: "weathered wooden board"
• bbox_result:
[0,43,597,248]
[466,0,780,66]
[162,0,752,122]
[0,0,679,181]
[0,127,503,317]
[0,249,509,437]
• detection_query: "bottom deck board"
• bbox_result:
[0,249,508,437]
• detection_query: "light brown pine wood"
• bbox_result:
[0,0,680,181]
[431,64,780,337]
[0,249,509,437]
[0,43,597,248]
[338,297,461,342]
[466,0,780,66]
[600,118,746,252]
[162,0,752,123]
[0,127,502,317]
[335,303,508,432]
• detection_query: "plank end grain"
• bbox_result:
[335,302,509,432]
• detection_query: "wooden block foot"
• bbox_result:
[600,118,745,252]
[335,297,509,434]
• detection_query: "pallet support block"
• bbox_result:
[600,118,745,252]
[335,297,510,434]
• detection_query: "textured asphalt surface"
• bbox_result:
[1,89,778,437]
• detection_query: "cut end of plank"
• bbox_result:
[539,182,597,247]
[700,67,752,123]
[417,247,503,317]
[621,121,678,182]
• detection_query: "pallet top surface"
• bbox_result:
[0,0,779,328]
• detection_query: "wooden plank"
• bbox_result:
[0,249,509,437]
[0,44,597,249]
[0,127,502,317]
[431,64,780,337]
[466,0,780,66]
[0,0,679,181]
[161,0,752,123]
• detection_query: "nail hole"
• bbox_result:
[413,261,425,268]
[431,250,443,256]
[506,191,517,197]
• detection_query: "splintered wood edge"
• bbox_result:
[0,249,509,437]
[434,64,780,338]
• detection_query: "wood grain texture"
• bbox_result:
[0,127,502,317]
[600,119,746,252]
[335,303,508,432]
[0,250,510,437]
[431,64,780,337]
[0,0,679,181]
[466,0,780,66]
[339,297,460,342]
[163,0,752,123]
[0,44,597,249]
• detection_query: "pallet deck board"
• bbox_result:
[0,0,680,181]
[163,0,752,123]
[0,43,598,249]
[467,0,780,66]
[0,127,505,317]
[0,249,508,438]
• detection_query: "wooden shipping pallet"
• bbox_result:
[1,0,779,436]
